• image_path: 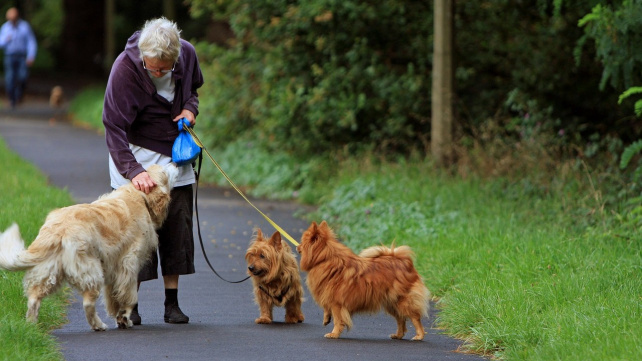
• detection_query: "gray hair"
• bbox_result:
[138,17,181,62]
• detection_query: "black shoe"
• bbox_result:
[130,304,141,325]
[164,304,189,324]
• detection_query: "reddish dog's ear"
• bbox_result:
[269,231,282,249]
[308,222,319,243]
[315,221,333,244]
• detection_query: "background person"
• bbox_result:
[0,7,37,108]
[103,17,204,325]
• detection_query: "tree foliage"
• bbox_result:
[579,1,642,189]
[579,0,642,91]
[191,0,431,156]
[454,1,630,136]
[189,0,639,158]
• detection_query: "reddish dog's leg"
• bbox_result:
[325,306,348,339]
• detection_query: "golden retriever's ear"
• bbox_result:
[269,231,282,249]
[155,167,168,187]
[145,188,171,227]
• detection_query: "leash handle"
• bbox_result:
[184,125,300,247]
[194,152,250,284]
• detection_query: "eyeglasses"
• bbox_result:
[142,59,175,74]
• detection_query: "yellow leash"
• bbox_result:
[183,124,300,247]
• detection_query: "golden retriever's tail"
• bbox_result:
[0,223,34,271]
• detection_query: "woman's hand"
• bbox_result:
[173,109,195,126]
[132,171,156,194]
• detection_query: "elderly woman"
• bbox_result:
[103,17,204,325]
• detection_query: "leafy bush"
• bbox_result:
[192,0,431,156]
[579,0,642,90]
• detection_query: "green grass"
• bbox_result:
[64,86,642,359]
[67,84,106,132]
[0,137,72,361]
[311,159,642,360]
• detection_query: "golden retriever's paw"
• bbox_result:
[117,318,133,329]
[390,333,404,340]
[92,322,108,331]
[324,332,340,339]
[410,334,424,341]
[255,316,272,324]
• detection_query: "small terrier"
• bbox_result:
[245,229,304,324]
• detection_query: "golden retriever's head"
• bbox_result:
[245,229,287,282]
[297,221,335,271]
[144,163,179,228]
[147,163,179,190]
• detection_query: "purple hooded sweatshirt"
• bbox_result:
[103,31,204,181]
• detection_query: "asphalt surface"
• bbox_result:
[0,100,485,361]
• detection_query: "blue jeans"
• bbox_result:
[4,53,28,107]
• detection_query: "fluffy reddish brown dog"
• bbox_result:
[297,221,430,340]
[245,229,305,324]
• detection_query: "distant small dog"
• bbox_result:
[49,86,64,107]
[0,164,178,331]
[245,229,304,324]
[297,221,430,340]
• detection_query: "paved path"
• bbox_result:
[0,106,484,360]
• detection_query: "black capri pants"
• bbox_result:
[138,184,196,282]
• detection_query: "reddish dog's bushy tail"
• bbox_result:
[360,244,429,317]
[359,244,415,259]
[359,244,418,274]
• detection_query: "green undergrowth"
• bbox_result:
[196,137,331,202]
[66,84,106,132]
[310,157,641,360]
[0,137,71,361]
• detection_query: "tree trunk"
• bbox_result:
[60,0,105,76]
[163,0,176,20]
[431,0,454,167]
[104,0,115,73]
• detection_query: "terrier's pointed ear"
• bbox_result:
[255,228,264,241]
[269,231,282,249]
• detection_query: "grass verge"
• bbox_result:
[0,137,72,361]
[311,158,642,360]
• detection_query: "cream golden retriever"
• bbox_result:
[0,163,178,331]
